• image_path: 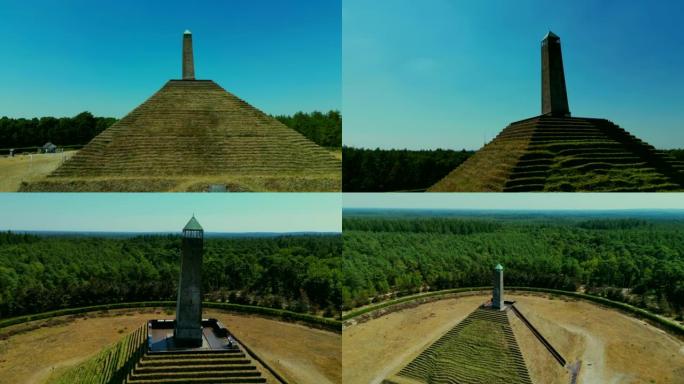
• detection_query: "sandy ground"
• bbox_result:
[0,151,76,191]
[0,308,340,384]
[343,293,684,384]
[342,295,490,384]
[206,310,341,384]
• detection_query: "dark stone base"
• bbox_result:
[147,318,236,353]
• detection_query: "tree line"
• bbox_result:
[273,110,341,148]
[0,233,341,319]
[0,112,117,150]
[342,216,684,319]
[343,147,473,191]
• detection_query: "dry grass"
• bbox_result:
[33,80,341,192]
[429,117,683,192]
[428,131,532,192]
[0,308,340,384]
[343,293,684,384]
[20,173,340,192]
[342,295,488,384]
[0,151,77,192]
[206,310,341,384]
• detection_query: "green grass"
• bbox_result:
[431,116,683,192]
[27,80,341,192]
[395,308,531,384]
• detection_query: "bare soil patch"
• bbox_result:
[0,308,339,384]
[0,151,77,191]
[343,293,684,384]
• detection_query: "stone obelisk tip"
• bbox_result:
[182,30,195,80]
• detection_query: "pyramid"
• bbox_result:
[384,307,533,384]
[23,31,340,192]
[430,32,683,192]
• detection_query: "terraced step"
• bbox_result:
[393,307,532,384]
[43,80,340,190]
[128,345,267,384]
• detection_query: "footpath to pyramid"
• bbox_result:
[430,116,684,192]
[384,307,532,384]
[22,31,340,192]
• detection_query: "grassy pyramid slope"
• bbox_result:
[385,307,532,384]
[23,80,340,192]
[430,116,684,192]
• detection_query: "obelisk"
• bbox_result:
[174,215,204,346]
[492,263,504,310]
[183,30,195,80]
[541,31,570,117]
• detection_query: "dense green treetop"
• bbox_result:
[342,215,684,319]
[0,233,341,319]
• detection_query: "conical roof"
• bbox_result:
[25,33,340,192]
[183,215,203,231]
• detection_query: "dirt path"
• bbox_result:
[0,151,76,191]
[563,324,606,384]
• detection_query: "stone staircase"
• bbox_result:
[126,349,267,384]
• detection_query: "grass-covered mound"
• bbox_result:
[430,116,684,192]
[25,80,340,192]
[388,307,531,384]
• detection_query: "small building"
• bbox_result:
[42,142,57,153]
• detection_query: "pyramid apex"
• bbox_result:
[543,30,559,40]
[495,263,503,271]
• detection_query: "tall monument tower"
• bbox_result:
[175,215,204,346]
[492,263,504,310]
[541,31,570,117]
[182,30,195,80]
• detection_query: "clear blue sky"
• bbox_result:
[343,0,684,150]
[0,0,340,118]
[344,193,684,211]
[0,193,341,232]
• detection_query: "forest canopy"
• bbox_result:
[0,112,116,150]
[0,233,342,319]
[342,215,684,319]
[1,110,341,151]
[343,147,473,191]
[274,110,341,148]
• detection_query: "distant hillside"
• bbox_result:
[343,147,473,191]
